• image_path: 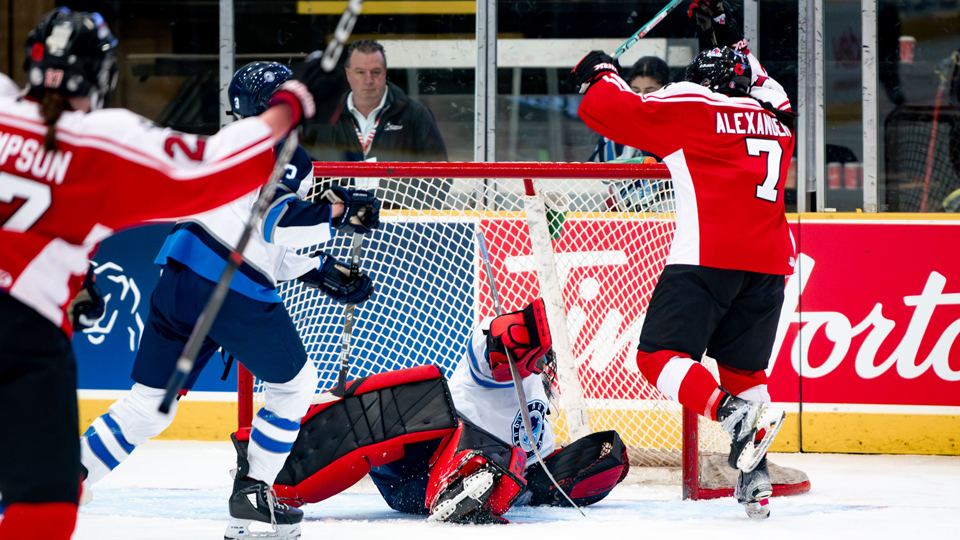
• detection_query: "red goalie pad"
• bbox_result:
[487,298,553,382]
[233,365,459,507]
[425,419,527,523]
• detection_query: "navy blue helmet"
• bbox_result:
[25,7,118,109]
[229,61,292,117]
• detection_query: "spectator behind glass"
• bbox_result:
[589,56,670,163]
[302,39,449,209]
[589,56,674,213]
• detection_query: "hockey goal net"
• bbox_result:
[237,161,734,499]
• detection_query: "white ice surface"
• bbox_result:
[69,441,960,540]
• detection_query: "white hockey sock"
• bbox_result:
[247,361,317,485]
[81,384,179,484]
[737,384,771,405]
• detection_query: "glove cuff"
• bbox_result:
[267,90,303,125]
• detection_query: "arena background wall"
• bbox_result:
[75,214,960,455]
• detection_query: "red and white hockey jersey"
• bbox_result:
[0,95,276,335]
[578,57,796,276]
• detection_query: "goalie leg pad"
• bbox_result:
[426,419,527,523]
[526,430,630,507]
[234,365,458,507]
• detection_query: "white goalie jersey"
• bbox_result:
[447,317,556,460]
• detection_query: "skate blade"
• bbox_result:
[225,519,300,539]
[743,499,770,520]
[737,409,786,472]
[427,470,496,523]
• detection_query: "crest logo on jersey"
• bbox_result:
[0,268,12,288]
[511,400,547,452]
[79,262,144,352]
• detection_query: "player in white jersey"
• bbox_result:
[76,61,377,539]
[248,298,629,524]
[0,8,317,540]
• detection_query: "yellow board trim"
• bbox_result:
[79,399,237,442]
[298,1,476,15]
[802,412,960,455]
[79,399,958,455]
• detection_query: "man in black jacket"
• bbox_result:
[302,39,449,209]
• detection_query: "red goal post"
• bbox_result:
[237,161,737,499]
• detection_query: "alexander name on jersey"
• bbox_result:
[714,111,790,137]
[0,130,73,184]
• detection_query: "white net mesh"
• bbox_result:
[252,164,729,477]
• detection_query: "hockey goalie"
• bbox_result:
[228,298,630,530]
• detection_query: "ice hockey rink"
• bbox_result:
[68,441,960,540]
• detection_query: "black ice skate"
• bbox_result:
[225,433,301,539]
[427,467,499,524]
[716,393,785,473]
[735,456,773,520]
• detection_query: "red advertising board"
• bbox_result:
[769,221,960,407]
[483,217,960,409]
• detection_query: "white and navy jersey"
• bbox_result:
[448,317,556,461]
[154,142,333,302]
[0,94,275,335]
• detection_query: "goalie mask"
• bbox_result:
[684,46,751,95]
[25,7,119,110]
[486,298,553,382]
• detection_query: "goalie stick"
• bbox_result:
[159,130,301,414]
[330,227,365,398]
[613,0,685,59]
[476,230,586,517]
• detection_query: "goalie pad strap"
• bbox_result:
[426,418,527,521]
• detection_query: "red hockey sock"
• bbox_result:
[636,350,724,419]
[0,502,77,540]
[717,364,768,397]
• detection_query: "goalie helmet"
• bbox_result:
[24,7,118,110]
[684,46,751,95]
[229,61,292,117]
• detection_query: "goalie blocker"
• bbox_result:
[231,365,629,523]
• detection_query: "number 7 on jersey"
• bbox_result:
[746,138,783,203]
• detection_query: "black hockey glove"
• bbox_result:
[300,253,374,305]
[687,0,749,55]
[69,266,105,330]
[572,51,621,94]
[320,187,381,235]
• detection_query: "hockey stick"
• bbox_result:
[920,53,960,212]
[330,228,365,398]
[159,131,301,414]
[613,0,685,59]
[476,230,586,516]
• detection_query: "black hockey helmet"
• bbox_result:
[684,46,751,95]
[24,7,118,109]
[229,61,292,117]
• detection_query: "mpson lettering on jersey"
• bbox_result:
[715,111,788,137]
[0,131,73,184]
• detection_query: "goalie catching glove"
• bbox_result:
[299,253,374,304]
[486,298,553,382]
[572,50,621,94]
[319,187,381,235]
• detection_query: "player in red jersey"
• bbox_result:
[0,8,317,539]
[574,1,796,521]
